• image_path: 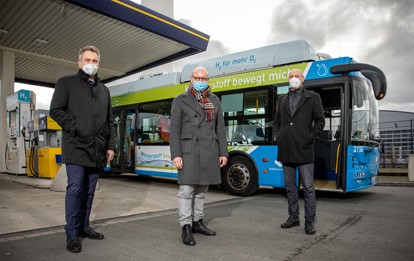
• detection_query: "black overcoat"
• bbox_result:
[169,89,228,185]
[50,70,115,168]
[273,89,325,164]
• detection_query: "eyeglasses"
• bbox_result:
[191,74,209,82]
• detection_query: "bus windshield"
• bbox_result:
[351,77,380,144]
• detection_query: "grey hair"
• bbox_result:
[78,45,100,61]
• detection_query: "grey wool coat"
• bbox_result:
[272,88,325,164]
[169,89,228,185]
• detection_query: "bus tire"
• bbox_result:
[221,155,258,196]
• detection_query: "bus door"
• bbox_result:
[111,107,136,172]
[306,78,349,191]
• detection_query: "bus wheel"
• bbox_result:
[221,155,258,196]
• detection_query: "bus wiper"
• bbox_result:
[363,142,379,154]
[364,147,375,154]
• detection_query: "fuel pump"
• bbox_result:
[27,110,62,179]
[5,90,35,175]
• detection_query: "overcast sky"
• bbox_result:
[173,0,414,113]
[19,0,414,113]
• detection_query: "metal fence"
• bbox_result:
[380,119,414,168]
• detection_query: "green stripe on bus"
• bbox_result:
[112,63,309,107]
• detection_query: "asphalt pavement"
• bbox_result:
[0,173,413,261]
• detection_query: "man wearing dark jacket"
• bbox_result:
[273,68,325,235]
[50,46,115,253]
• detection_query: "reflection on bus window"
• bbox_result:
[138,101,171,144]
[222,89,268,145]
[352,78,379,143]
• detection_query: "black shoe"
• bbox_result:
[305,221,316,235]
[66,236,81,253]
[192,219,216,236]
[80,226,105,240]
[182,224,196,246]
[281,217,300,229]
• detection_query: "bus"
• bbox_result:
[108,39,387,196]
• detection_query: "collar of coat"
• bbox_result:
[181,90,219,118]
[282,88,312,116]
[77,69,100,84]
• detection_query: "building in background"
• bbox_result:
[379,110,414,168]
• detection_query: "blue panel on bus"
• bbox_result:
[345,145,380,192]
[247,146,285,187]
[305,57,353,80]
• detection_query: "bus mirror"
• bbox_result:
[360,70,387,100]
[330,63,387,100]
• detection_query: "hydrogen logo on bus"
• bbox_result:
[317,63,328,76]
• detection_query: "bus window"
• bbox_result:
[243,89,267,116]
[137,101,171,144]
[351,78,380,143]
[312,85,342,138]
[222,89,268,145]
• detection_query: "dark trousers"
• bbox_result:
[283,162,316,222]
[65,164,100,238]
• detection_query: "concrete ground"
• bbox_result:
[0,173,237,235]
[0,174,413,261]
[0,171,412,236]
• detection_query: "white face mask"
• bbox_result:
[289,77,301,89]
[82,64,98,76]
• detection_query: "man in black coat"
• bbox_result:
[50,46,115,253]
[273,68,325,235]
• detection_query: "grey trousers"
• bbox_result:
[178,185,209,227]
[283,163,316,222]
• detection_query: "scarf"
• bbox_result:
[189,85,216,121]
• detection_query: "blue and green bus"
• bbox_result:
[108,39,387,196]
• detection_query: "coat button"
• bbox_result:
[290,122,293,125]
[196,139,199,141]
[194,115,197,117]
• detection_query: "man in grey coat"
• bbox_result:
[273,68,325,235]
[170,66,228,246]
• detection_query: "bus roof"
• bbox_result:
[180,39,320,82]
[109,72,181,97]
